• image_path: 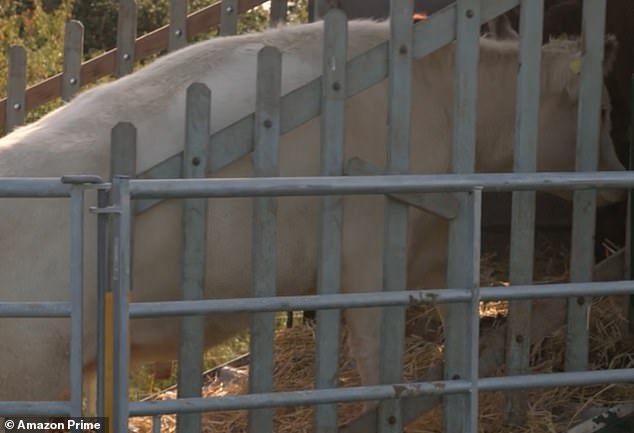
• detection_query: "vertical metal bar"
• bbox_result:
[169,0,187,51]
[629,75,634,331]
[269,0,287,27]
[152,415,162,433]
[116,0,137,78]
[467,188,482,433]
[110,122,137,288]
[566,0,607,372]
[220,0,238,36]
[314,10,346,433]
[106,123,137,433]
[308,0,317,22]
[504,0,543,424]
[96,189,108,418]
[6,46,26,133]
[69,187,85,417]
[176,83,210,433]
[247,45,281,433]
[377,1,413,433]
[444,1,481,433]
[111,123,138,178]
[111,175,132,433]
[62,20,84,103]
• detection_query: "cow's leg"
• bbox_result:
[340,196,385,409]
[345,307,382,387]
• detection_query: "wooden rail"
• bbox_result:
[0,0,268,132]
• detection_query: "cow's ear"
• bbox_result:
[603,34,618,76]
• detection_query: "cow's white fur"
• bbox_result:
[0,19,624,404]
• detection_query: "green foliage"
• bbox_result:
[1,0,311,99]
[0,0,73,92]
[72,0,219,57]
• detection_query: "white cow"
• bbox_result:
[0,19,624,405]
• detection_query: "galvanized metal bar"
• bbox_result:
[169,0,187,51]
[153,415,162,433]
[62,20,84,102]
[176,83,210,433]
[129,171,634,199]
[128,367,634,416]
[504,0,543,424]
[206,0,518,175]
[0,303,72,317]
[111,175,132,433]
[134,0,519,200]
[0,179,73,196]
[629,75,634,331]
[69,187,85,417]
[466,188,482,433]
[413,0,518,59]
[116,0,138,77]
[314,10,346,433]
[127,279,634,317]
[566,0,607,372]
[6,46,26,133]
[308,0,317,22]
[220,0,238,36]
[444,1,481,432]
[247,45,281,433]
[96,189,108,418]
[0,403,71,417]
[107,123,137,432]
[269,0,287,27]
[378,1,414,432]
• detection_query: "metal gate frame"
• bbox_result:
[0,175,104,418]
[107,172,634,433]
[1,1,633,433]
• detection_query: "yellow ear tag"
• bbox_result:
[569,58,582,75]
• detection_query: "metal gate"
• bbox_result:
[1,1,634,433]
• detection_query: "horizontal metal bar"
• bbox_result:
[128,280,634,317]
[128,368,634,416]
[0,402,71,416]
[0,179,73,197]
[128,172,634,199]
[0,302,72,317]
[3,279,628,319]
[61,175,105,185]
[129,289,470,317]
[481,280,634,300]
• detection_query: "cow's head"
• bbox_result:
[537,35,625,206]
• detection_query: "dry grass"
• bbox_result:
[129,235,634,433]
